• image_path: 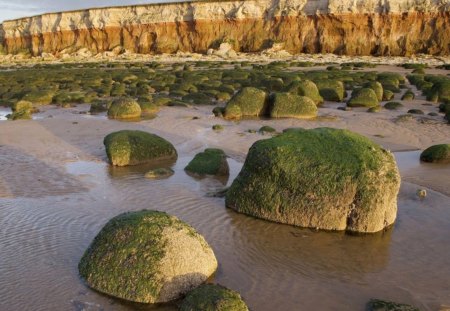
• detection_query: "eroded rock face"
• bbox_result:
[225,128,401,233]
[0,0,449,56]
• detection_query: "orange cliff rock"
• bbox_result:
[0,0,449,57]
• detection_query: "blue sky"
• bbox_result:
[0,1,180,22]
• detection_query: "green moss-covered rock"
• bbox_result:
[269,93,317,119]
[145,167,174,179]
[259,125,276,134]
[317,80,346,102]
[8,100,33,120]
[223,87,268,120]
[185,149,229,177]
[104,130,177,166]
[212,107,225,117]
[180,284,249,311]
[107,98,142,119]
[367,106,381,113]
[78,210,218,304]
[420,144,450,163]
[401,90,415,100]
[407,109,424,115]
[384,102,403,110]
[364,81,384,101]
[347,88,379,108]
[366,299,420,311]
[225,128,400,233]
[285,80,323,105]
[383,90,395,101]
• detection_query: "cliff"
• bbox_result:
[0,0,449,57]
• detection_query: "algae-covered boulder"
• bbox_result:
[185,149,229,177]
[145,167,174,179]
[107,98,142,119]
[104,130,177,166]
[317,80,346,102]
[364,81,384,101]
[347,88,379,108]
[223,87,268,120]
[285,80,323,105]
[180,284,249,311]
[366,299,420,311]
[420,144,450,163]
[78,210,218,303]
[225,128,401,233]
[8,100,33,120]
[269,93,317,119]
[384,102,403,110]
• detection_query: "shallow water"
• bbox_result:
[0,150,449,311]
[0,107,11,120]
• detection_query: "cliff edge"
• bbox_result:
[0,0,449,57]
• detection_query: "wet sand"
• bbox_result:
[0,99,449,310]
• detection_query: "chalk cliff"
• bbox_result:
[0,0,449,57]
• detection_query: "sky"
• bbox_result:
[0,0,180,23]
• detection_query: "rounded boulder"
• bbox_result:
[225,128,401,233]
[78,210,218,303]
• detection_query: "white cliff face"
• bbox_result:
[1,0,448,37]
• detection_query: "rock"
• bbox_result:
[185,148,229,177]
[401,90,415,100]
[348,88,379,108]
[223,87,268,120]
[212,43,237,59]
[366,299,420,311]
[285,80,323,105]
[416,189,427,199]
[420,144,450,163]
[407,109,424,115]
[384,102,403,110]
[317,80,346,102]
[383,90,395,101]
[368,106,381,113]
[364,81,384,101]
[180,284,249,311]
[269,92,317,119]
[225,128,401,233]
[107,98,142,119]
[103,130,177,166]
[78,210,218,303]
[145,168,174,179]
[212,124,224,131]
[258,125,276,134]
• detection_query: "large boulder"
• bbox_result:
[107,97,142,119]
[420,144,450,163]
[78,210,218,303]
[285,80,323,105]
[104,130,177,166]
[347,88,379,108]
[185,148,229,177]
[366,299,420,311]
[269,93,317,119]
[180,284,249,311]
[225,128,401,233]
[223,87,268,120]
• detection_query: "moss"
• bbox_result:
[185,148,229,177]
[285,80,323,105]
[384,102,403,110]
[420,144,450,163]
[89,100,111,114]
[317,80,346,102]
[104,130,177,166]
[225,128,400,233]
[407,109,424,115]
[347,88,379,108]
[382,90,395,101]
[366,299,420,311]
[144,167,174,179]
[412,68,425,74]
[212,124,224,131]
[259,126,276,134]
[107,98,142,119]
[139,102,160,115]
[79,210,216,303]
[401,90,415,100]
[367,106,381,113]
[12,100,32,113]
[212,107,225,117]
[182,93,213,105]
[223,87,268,120]
[180,284,249,311]
[22,90,55,105]
[364,81,384,101]
[7,110,32,120]
[269,93,317,119]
